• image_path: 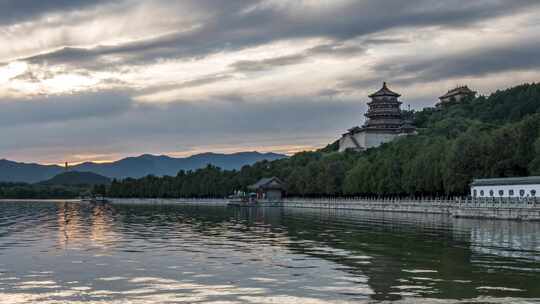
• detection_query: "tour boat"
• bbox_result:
[227,192,258,207]
[81,196,110,204]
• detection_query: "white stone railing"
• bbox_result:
[272,197,540,210]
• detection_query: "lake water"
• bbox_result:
[0,200,539,303]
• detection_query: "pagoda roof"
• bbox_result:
[439,86,476,99]
[368,82,401,98]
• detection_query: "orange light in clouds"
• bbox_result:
[52,144,319,165]
[167,144,318,158]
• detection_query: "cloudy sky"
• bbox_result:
[1,0,539,164]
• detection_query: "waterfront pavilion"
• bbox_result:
[248,177,286,201]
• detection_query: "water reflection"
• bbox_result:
[456,219,540,261]
[55,203,120,252]
[0,201,539,303]
[279,208,540,301]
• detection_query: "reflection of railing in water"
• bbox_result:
[466,220,540,261]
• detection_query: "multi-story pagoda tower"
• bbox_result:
[339,82,416,152]
[364,82,405,131]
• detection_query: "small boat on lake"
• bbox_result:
[81,196,110,204]
[227,192,258,207]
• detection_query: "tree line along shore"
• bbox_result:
[1,83,539,199]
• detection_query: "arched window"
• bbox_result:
[498,190,504,196]
[489,190,494,197]
[520,190,525,197]
[532,190,537,197]
[480,190,484,197]
[509,190,514,196]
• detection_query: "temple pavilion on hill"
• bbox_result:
[339,82,416,152]
[436,85,476,107]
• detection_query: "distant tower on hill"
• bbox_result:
[339,82,417,152]
[437,85,476,107]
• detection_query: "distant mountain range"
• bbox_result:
[0,152,287,183]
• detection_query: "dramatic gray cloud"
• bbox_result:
[1,94,362,163]
[0,0,112,25]
[394,40,540,82]
[0,0,539,163]
[0,91,132,127]
[16,1,540,68]
[230,42,366,73]
[339,38,540,92]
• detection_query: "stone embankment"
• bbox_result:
[109,197,540,221]
[263,198,540,221]
[266,198,452,214]
[111,198,228,205]
[451,200,540,221]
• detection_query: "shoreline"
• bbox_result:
[110,198,540,221]
[3,198,539,221]
[0,199,82,202]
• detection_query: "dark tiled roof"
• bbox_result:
[347,126,362,134]
[439,86,476,99]
[248,177,286,190]
[368,82,401,98]
[471,176,540,186]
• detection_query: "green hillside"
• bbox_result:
[40,171,111,186]
[108,83,540,198]
[0,171,110,199]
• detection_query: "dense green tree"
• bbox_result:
[530,137,540,175]
[0,183,85,199]
[343,158,373,195]
[402,138,448,196]
[90,83,540,199]
[442,127,491,194]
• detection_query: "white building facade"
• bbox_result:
[470,177,540,198]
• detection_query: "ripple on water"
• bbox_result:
[0,201,539,303]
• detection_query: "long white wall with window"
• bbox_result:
[471,184,539,198]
